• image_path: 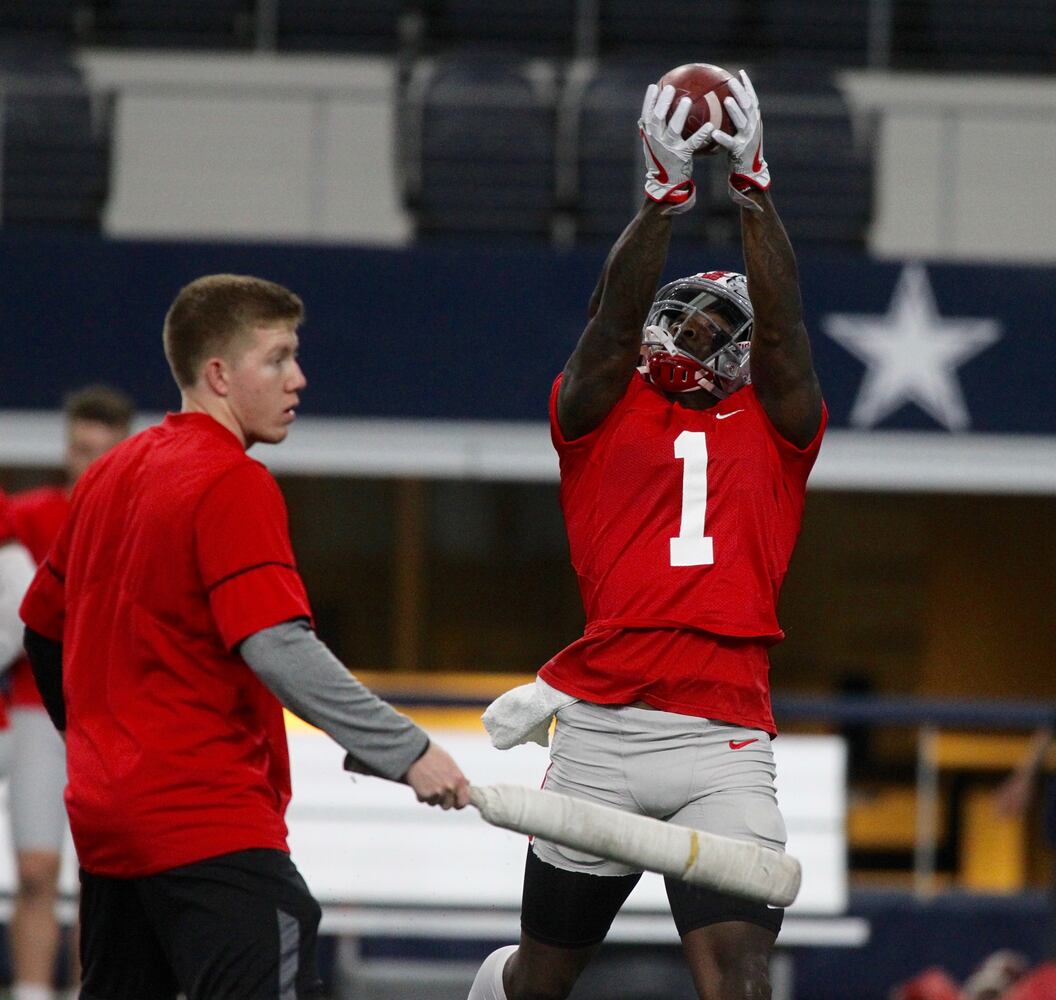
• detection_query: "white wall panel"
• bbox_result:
[77,51,411,244]
[840,71,1056,263]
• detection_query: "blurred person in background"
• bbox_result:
[995,727,1056,957]
[6,385,134,1000]
[0,493,36,776]
[20,274,470,1000]
[470,72,825,1000]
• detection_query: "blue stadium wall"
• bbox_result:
[3,231,1054,436]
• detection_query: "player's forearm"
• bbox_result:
[595,198,673,334]
[740,190,805,344]
[559,201,673,439]
[587,236,621,320]
[587,197,667,318]
[241,619,429,781]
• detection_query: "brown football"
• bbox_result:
[657,63,736,155]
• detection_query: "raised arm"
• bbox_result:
[557,85,712,441]
[711,73,823,448]
[558,200,671,441]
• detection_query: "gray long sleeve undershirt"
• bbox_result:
[240,619,429,782]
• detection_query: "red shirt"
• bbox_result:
[20,413,312,877]
[539,374,826,733]
[7,486,69,708]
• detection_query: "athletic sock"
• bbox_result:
[12,984,53,1000]
[466,944,517,1000]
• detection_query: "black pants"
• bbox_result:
[79,848,325,1000]
[520,845,783,948]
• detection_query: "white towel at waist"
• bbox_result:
[482,676,579,749]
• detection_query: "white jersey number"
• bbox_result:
[670,430,714,566]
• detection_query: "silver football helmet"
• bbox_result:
[640,271,754,399]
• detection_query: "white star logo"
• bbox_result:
[822,264,1002,431]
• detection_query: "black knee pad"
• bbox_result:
[520,845,642,948]
[664,878,784,937]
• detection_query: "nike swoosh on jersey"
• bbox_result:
[728,738,759,750]
[715,409,744,420]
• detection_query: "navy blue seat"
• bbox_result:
[597,0,748,64]
[924,0,1054,72]
[0,37,81,76]
[751,95,872,245]
[572,61,649,240]
[2,89,109,228]
[760,0,872,66]
[0,0,83,43]
[571,60,730,244]
[427,0,577,56]
[276,0,406,53]
[89,0,253,48]
[410,57,557,237]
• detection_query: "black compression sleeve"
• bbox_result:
[23,626,65,732]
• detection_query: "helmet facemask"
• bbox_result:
[640,273,754,399]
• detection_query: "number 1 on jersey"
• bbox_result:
[670,430,714,566]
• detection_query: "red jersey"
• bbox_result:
[20,413,313,877]
[539,374,826,732]
[7,486,69,708]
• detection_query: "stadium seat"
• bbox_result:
[597,0,750,64]
[0,0,85,43]
[744,89,872,247]
[563,59,720,245]
[0,37,82,77]
[0,44,108,230]
[1,87,110,228]
[922,0,1054,72]
[759,0,872,66]
[568,60,648,241]
[568,56,871,247]
[275,0,407,53]
[426,0,578,56]
[88,0,254,49]
[405,56,558,238]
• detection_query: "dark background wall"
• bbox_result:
[4,232,1053,433]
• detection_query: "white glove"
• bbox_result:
[639,83,713,214]
[709,71,771,211]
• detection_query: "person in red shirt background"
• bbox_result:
[21,274,470,1000]
[6,386,133,1000]
[0,494,36,752]
[469,74,825,1000]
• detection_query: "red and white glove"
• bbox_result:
[709,71,771,211]
[639,83,713,215]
